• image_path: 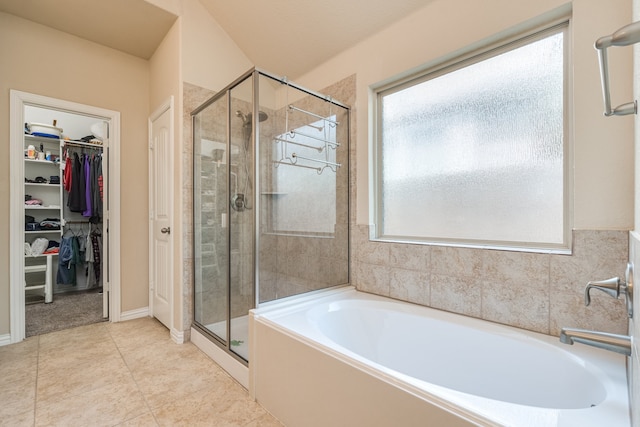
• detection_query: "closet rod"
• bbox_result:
[62,140,103,149]
[288,104,340,126]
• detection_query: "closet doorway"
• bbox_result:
[9,90,121,343]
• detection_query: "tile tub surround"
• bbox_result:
[353,226,629,336]
[0,317,282,427]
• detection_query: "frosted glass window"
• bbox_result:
[376,26,567,249]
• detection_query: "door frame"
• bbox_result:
[9,90,121,343]
[148,97,175,336]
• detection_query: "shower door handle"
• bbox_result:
[161,227,171,234]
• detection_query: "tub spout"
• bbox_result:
[559,328,632,356]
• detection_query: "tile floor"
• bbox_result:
[0,317,283,426]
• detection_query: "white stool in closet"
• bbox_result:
[25,254,53,304]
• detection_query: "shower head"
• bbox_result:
[235,110,268,125]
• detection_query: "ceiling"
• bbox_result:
[197,0,435,78]
[0,0,434,77]
[0,0,177,59]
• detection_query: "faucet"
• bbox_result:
[559,263,634,356]
[584,262,634,318]
[560,328,631,356]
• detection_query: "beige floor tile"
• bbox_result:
[243,413,284,427]
[0,375,36,419]
[153,382,270,427]
[3,316,277,427]
[133,353,230,409]
[35,375,148,427]
[0,409,35,427]
[120,339,206,373]
[38,338,120,372]
[116,411,159,427]
[0,351,38,385]
[0,335,38,358]
[37,352,133,405]
[38,322,110,351]
[107,317,171,350]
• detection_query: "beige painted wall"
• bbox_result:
[123,0,254,335]
[0,12,151,335]
[295,0,634,231]
[181,0,252,92]
[149,19,183,328]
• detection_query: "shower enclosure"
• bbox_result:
[192,69,350,363]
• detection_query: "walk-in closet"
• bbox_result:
[22,105,108,337]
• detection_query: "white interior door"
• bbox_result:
[149,99,173,329]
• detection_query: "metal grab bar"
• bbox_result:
[288,104,340,126]
[273,137,323,153]
[291,153,341,168]
[595,21,640,117]
[288,129,340,148]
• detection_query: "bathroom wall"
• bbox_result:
[0,11,151,335]
[289,0,633,337]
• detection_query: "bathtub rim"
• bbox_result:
[249,285,630,427]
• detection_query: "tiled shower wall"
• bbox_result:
[184,76,629,339]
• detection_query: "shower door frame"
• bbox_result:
[192,67,351,366]
[192,68,257,365]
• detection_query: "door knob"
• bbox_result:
[160,227,171,234]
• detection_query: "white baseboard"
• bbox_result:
[171,327,187,344]
[119,307,149,321]
[191,327,249,389]
[0,333,12,347]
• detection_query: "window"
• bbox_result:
[373,23,568,251]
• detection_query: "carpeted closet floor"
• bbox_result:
[25,289,105,337]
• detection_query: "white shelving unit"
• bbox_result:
[24,134,62,304]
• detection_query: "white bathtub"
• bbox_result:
[250,287,630,427]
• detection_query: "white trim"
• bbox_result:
[119,307,150,321]
[191,327,249,389]
[0,334,12,347]
[148,96,175,332]
[170,327,186,344]
[9,90,121,343]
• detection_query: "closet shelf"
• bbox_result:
[25,230,62,234]
[25,205,61,209]
[24,159,58,165]
[25,183,60,187]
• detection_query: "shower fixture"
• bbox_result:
[231,110,269,212]
[235,110,268,127]
[595,20,640,116]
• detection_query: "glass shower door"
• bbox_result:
[193,92,230,345]
[228,78,255,360]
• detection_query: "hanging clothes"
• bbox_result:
[63,155,73,192]
[83,154,92,217]
[57,236,81,285]
[67,153,86,212]
[91,155,103,219]
[91,230,102,283]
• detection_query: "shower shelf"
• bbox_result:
[260,192,287,196]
